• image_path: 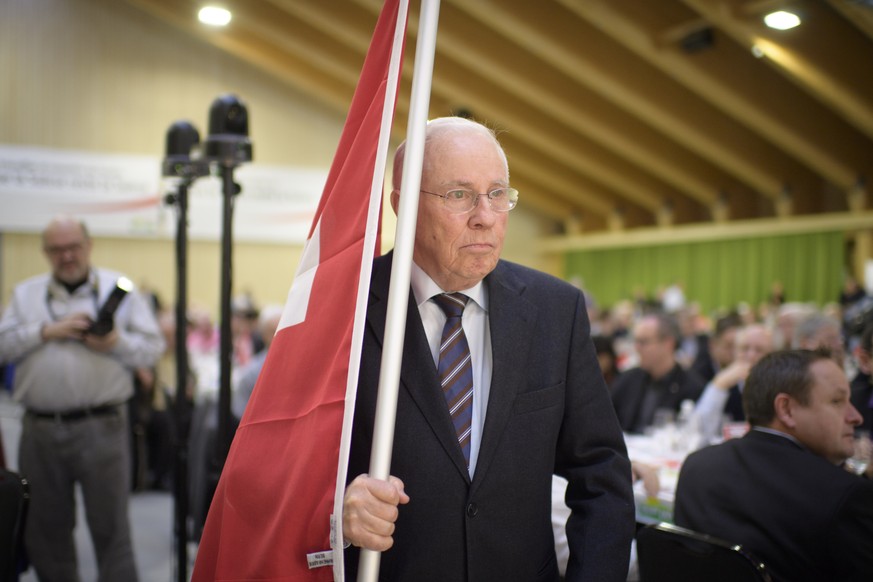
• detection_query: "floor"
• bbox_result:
[1,393,194,582]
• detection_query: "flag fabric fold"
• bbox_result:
[191,1,406,579]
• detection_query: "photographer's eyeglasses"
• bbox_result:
[45,242,85,257]
[420,187,519,214]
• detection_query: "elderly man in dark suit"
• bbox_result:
[341,117,635,581]
[674,349,873,582]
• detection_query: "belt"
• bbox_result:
[26,403,121,422]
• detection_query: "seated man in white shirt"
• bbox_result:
[694,324,774,443]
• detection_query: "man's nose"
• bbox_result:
[847,403,863,426]
[468,195,498,225]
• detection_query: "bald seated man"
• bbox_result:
[694,323,775,443]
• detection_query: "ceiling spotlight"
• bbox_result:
[763,10,801,30]
[198,6,232,27]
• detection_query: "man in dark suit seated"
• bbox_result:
[688,312,742,383]
[850,322,872,432]
[674,349,873,582]
[610,312,706,434]
[341,117,635,581]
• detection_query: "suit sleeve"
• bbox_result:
[556,290,635,582]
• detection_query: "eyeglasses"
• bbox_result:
[421,187,519,214]
[45,242,85,257]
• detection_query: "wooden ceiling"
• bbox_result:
[124,0,873,234]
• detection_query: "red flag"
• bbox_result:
[191,1,406,579]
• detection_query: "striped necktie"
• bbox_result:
[433,293,474,466]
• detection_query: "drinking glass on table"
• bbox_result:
[846,430,871,476]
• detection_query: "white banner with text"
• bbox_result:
[0,145,328,243]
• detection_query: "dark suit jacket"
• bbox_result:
[689,336,716,383]
[723,383,745,422]
[345,255,635,582]
[610,364,705,433]
[850,371,872,431]
[675,429,873,582]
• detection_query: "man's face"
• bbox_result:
[791,359,862,464]
[711,327,737,367]
[735,327,772,366]
[633,318,673,375]
[405,130,508,292]
[43,221,92,285]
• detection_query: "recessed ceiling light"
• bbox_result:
[763,10,801,30]
[199,6,232,27]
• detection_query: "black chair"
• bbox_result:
[0,468,29,582]
[636,522,772,582]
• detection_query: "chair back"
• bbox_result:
[637,522,772,582]
[0,469,29,582]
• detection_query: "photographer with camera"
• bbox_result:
[0,215,165,581]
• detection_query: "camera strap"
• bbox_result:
[45,272,99,322]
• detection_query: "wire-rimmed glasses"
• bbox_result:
[421,187,519,214]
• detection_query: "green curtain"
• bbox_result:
[564,231,844,314]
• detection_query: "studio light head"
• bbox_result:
[162,120,209,179]
[203,94,253,167]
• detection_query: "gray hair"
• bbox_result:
[792,313,840,348]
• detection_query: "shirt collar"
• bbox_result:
[410,261,488,312]
[751,426,806,449]
[48,268,98,299]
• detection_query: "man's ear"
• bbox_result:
[390,189,400,215]
[773,393,796,429]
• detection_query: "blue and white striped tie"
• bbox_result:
[433,293,474,466]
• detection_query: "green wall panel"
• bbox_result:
[565,232,844,315]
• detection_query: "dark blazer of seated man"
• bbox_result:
[611,312,705,434]
[674,349,873,582]
[850,322,872,432]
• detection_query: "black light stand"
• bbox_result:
[162,121,208,582]
[202,94,253,469]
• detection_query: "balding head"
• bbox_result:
[42,215,92,284]
[734,324,774,366]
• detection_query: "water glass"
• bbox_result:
[846,430,872,476]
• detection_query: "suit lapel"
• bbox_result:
[367,254,472,480]
[366,258,540,484]
[471,263,538,491]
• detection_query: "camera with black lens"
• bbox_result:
[88,277,134,336]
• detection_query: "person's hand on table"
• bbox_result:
[631,461,661,499]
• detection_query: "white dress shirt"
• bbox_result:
[410,262,492,477]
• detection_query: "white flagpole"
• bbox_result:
[357,0,441,581]
[333,0,410,579]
